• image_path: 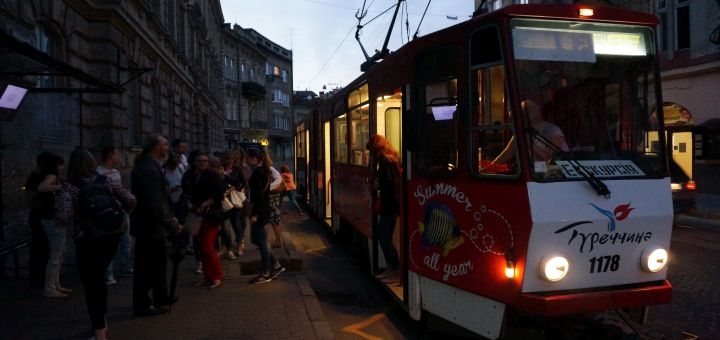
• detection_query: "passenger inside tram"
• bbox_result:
[493,99,569,164]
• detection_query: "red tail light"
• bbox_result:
[685,181,696,191]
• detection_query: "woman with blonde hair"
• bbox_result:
[366,134,402,283]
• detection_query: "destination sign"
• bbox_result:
[555,160,646,178]
[512,27,648,62]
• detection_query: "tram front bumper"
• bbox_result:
[514,280,672,316]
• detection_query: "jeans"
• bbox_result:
[250,219,278,274]
[280,190,303,214]
[228,209,246,245]
[43,220,67,293]
[376,214,399,270]
[105,216,132,280]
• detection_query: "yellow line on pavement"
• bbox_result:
[305,245,329,253]
[341,313,386,340]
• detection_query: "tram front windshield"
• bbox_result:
[510,19,665,181]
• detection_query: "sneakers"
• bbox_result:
[43,290,68,298]
[105,278,117,285]
[226,251,236,260]
[270,266,286,279]
[249,273,272,285]
[193,262,203,274]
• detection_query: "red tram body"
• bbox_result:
[295,5,673,338]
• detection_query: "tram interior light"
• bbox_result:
[431,106,455,121]
[540,256,569,282]
[641,247,668,273]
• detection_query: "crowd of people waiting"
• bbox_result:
[23,134,301,340]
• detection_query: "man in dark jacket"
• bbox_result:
[130,134,181,316]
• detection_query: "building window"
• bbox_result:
[34,25,55,88]
[675,0,690,50]
[281,69,288,83]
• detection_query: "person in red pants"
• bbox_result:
[190,154,226,288]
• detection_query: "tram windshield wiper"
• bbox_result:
[527,128,611,198]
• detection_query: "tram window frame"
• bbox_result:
[413,80,459,178]
[348,84,370,166]
[412,44,459,178]
[469,25,518,178]
[332,100,349,164]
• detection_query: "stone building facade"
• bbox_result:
[0,0,225,237]
[221,24,294,165]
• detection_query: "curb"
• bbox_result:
[675,214,720,228]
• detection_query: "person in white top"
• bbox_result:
[172,139,189,173]
[97,146,133,284]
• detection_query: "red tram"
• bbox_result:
[295,4,672,338]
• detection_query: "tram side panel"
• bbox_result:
[406,177,533,306]
[332,163,373,238]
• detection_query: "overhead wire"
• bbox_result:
[305,22,357,89]
[413,0,432,40]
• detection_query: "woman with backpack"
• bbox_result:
[55,148,136,340]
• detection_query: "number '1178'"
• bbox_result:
[589,255,620,273]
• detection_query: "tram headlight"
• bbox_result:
[641,246,668,273]
[539,256,569,282]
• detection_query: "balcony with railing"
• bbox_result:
[241,81,266,100]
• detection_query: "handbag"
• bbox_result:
[270,178,286,194]
[185,211,203,236]
[228,189,246,209]
[221,192,234,212]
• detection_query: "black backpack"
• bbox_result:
[72,176,126,239]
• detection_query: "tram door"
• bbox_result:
[375,93,404,292]
[323,121,332,223]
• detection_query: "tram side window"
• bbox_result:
[469,25,516,176]
[333,115,348,163]
[414,79,458,177]
[350,106,370,165]
[348,84,370,166]
[471,65,516,176]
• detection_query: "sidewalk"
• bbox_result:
[0,212,334,340]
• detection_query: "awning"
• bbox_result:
[0,30,125,94]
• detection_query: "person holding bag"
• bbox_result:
[189,154,226,289]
